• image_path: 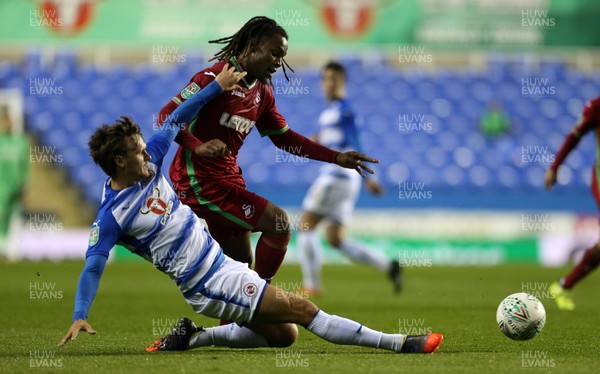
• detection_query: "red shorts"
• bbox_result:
[176,177,269,244]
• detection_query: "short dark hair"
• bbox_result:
[88,116,141,177]
[323,61,346,80]
[209,16,294,82]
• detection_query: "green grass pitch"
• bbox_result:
[1,260,599,373]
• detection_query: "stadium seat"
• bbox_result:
[6,54,596,206]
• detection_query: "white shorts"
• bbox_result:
[302,172,361,225]
[184,256,268,324]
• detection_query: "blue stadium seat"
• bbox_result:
[12,55,599,204]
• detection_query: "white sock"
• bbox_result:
[188,323,270,349]
[306,310,404,352]
[338,239,389,272]
[297,230,322,290]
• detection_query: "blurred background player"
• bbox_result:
[157,17,378,283]
[545,95,600,311]
[297,62,401,295]
[0,104,28,258]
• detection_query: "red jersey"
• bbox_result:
[158,59,289,185]
[551,96,600,172]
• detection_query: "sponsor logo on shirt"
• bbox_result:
[140,187,174,225]
[219,112,256,134]
[231,90,246,98]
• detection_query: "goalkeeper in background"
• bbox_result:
[0,104,29,258]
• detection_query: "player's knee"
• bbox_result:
[268,323,298,348]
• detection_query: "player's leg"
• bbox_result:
[326,223,402,293]
[174,181,255,265]
[186,320,298,349]
[297,174,345,293]
[550,228,600,311]
[326,223,387,270]
[298,175,330,293]
[185,286,442,353]
[560,235,600,290]
[252,285,442,353]
[147,256,298,351]
[253,201,291,280]
[297,211,324,294]
[148,256,441,353]
[550,168,600,310]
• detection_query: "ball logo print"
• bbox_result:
[496,293,546,341]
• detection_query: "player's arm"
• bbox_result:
[148,65,246,164]
[58,215,120,347]
[269,129,378,177]
[58,254,106,347]
[545,102,597,190]
[158,93,204,152]
[342,110,383,194]
[259,97,379,177]
[157,65,244,155]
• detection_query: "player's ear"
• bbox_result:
[247,38,259,54]
[114,154,126,169]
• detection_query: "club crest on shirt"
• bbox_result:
[140,187,173,224]
[242,204,255,219]
[243,283,258,297]
[180,82,201,99]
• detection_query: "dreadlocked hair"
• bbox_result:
[208,16,294,83]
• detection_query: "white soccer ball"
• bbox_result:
[496,292,546,341]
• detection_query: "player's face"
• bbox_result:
[321,69,345,101]
[122,135,152,182]
[244,34,288,83]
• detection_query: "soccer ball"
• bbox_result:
[496,292,546,341]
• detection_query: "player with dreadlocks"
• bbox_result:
[156,16,378,285]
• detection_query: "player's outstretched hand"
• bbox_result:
[215,63,247,91]
[195,138,231,157]
[335,151,379,177]
[58,319,96,347]
[544,168,557,190]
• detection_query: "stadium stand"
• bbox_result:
[1,52,597,210]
